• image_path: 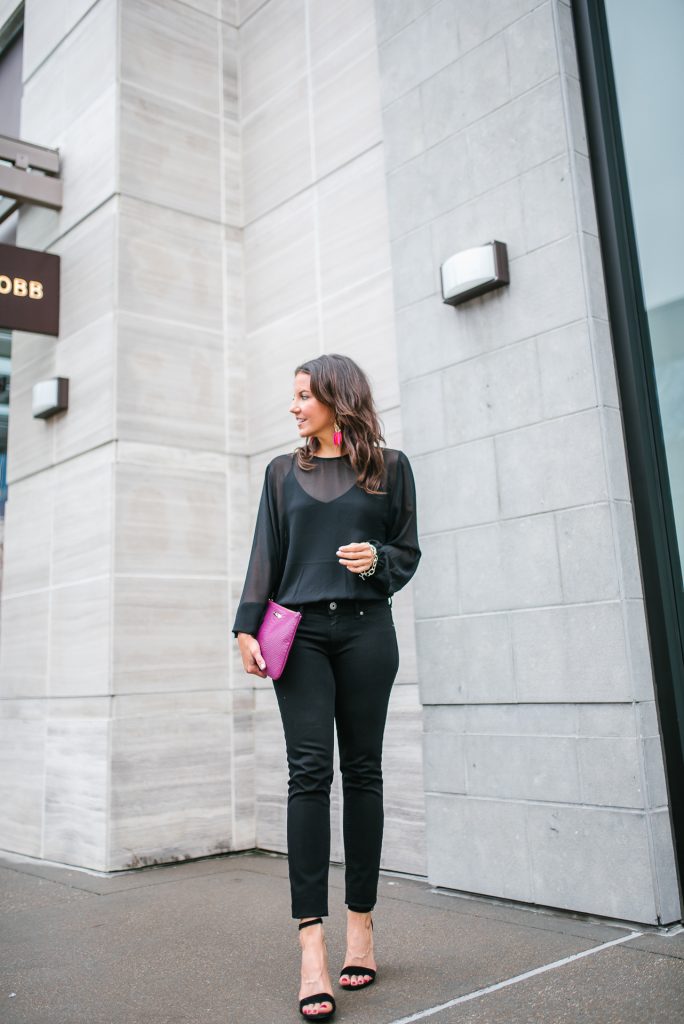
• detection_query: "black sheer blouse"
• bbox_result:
[232,448,421,637]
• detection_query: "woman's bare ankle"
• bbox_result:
[347,909,372,924]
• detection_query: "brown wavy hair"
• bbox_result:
[293,353,387,494]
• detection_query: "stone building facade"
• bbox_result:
[0,0,680,926]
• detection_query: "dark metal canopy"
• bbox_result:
[0,133,62,224]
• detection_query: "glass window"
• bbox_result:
[603,0,684,581]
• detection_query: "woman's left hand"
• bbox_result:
[336,541,375,573]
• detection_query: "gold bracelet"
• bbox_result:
[359,543,378,579]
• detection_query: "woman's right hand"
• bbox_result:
[237,632,268,678]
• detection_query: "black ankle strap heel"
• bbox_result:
[298,918,336,1019]
[339,916,376,990]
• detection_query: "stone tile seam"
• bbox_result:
[118,189,236,229]
[302,0,324,352]
[21,0,103,88]
[22,189,237,268]
[415,504,631,540]
[401,898,626,940]
[385,71,565,175]
[424,731,660,745]
[426,795,668,814]
[39,397,58,862]
[550,0,622,663]
[120,75,235,123]
[388,146,589,240]
[421,698,652,708]
[396,314,608,379]
[124,0,238,31]
[25,192,118,257]
[110,0,123,883]
[26,691,237,708]
[218,6,241,860]
[424,791,667,814]
[238,0,276,30]
[240,32,377,126]
[414,602,639,624]
[114,444,230,467]
[385,930,642,1024]
[380,7,556,111]
[551,3,609,410]
[241,139,386,230]
[0,691,363,707]
[172,0,237,28]
[376,0,549,56]
[427,884,676,935]
[375,0,442,50]
[232,7,246,225]
[105,308,226,338]
[0,695,235,714]
[425,730,658,741]
[0,572,231,602]
[243,267,392,337]
[410,435,617,471]
[413,70,561,168]
[5,442,243,493]
[387,160,595,247]
[105,453,115,874]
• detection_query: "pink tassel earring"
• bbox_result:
[333,420,343,446]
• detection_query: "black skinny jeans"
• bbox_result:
[272,596,400,919]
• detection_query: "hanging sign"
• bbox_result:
[0,242,60,336]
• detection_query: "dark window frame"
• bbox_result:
[572,0,684,921]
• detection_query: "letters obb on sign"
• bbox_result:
[0,242,60,336]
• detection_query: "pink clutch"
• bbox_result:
[255,599,302,680]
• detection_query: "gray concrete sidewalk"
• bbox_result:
[1,848,683,1024]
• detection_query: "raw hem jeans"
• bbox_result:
[272,596,400,919]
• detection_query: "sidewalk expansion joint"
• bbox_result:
[385,930,643,1024]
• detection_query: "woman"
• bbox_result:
[232,353,421,1020]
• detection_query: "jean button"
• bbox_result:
[329,601,337,610]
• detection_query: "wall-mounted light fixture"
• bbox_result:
[32,377,69,419]
[440,240,509,306]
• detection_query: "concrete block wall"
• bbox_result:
[0,0,118,868]
[2,0,677,923]
[234,0,426,877]
[374,0,680,923]
[0,0,241,870]
[0,0,427,878]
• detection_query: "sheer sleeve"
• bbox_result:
[364,450,421,594]
[232,460,284,637]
